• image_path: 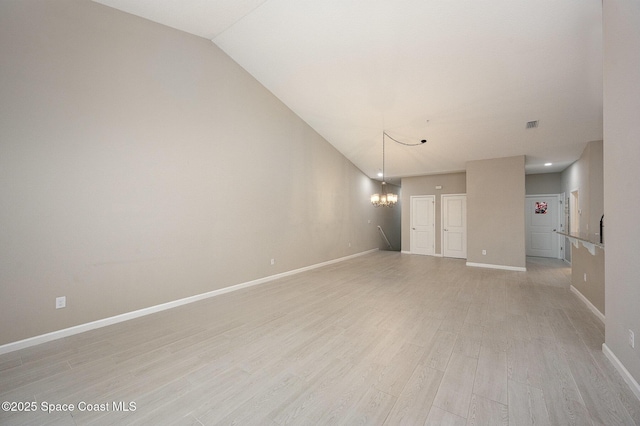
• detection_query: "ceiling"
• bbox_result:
[94,0,603,181]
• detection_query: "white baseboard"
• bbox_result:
[466,262,527,272]
[603,343,640,402]
[570,285,605,323]
[0,248,378,355]
[400,251,443,258]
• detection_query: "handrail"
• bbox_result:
[377,226,394,250]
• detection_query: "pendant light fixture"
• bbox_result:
[371,132,398,207]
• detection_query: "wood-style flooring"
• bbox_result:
[1,251,639,425]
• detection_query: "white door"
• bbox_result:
[442,194,467,259]
[410,195,435,255]
[525,195,561,258]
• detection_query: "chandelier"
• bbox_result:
[371,132,398,207]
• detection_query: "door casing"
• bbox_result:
[442,194,467,259]
[525,194,564,259]
[410,195,435,255]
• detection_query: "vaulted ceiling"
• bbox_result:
[95,0,603,180]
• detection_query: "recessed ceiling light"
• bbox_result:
[544,162,552,166]
[377,172,383,177]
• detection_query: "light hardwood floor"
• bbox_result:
[1,251,639,425]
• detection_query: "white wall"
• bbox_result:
[603,0,640,387]
[0,1,385,346]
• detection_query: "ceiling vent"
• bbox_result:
[526,120,539,129]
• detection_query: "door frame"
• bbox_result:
[441,193,467,259]
[525,193,564,259]
[559,191,567,260]
[569,188,580,234]
[410,195,435,255]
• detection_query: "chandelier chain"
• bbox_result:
[371,130,424,207]
[382,134,385,182]
[371,131,397,207]
[383,131,425,147]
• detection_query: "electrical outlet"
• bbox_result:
[348,242,351,247]
[270,258,275,266]
[482,249,487,255]
[584,273,587,282]
[629,329,635,349]
[55,296,66,309]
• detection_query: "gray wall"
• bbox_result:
[467,156,526,269]
[373,183,402,251]
[561,141,605,315]
[603,0,640,386]
[400,173,466,254]
[588,141,604,239]
[571,244,605,316]
[525,172,562,195]
[0,1,386,346]
[561,140,604,238]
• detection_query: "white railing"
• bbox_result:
[377,226,394,250]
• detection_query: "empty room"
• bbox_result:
[1,1,639,425]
